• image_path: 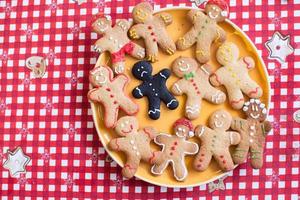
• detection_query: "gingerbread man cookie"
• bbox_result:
[194,110,240,171]
[151,118,199,181]
[231,99,272,169]
[109,116,161,179]
[87,66,139,128]
[132,61,179,120]
[176,0,228,63]
[171,57,226,120]
[129,2,176,62]
[210,42,263,109]
[91,15,145,74]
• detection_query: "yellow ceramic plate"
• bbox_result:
[90,6,270,188]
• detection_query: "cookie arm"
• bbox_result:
[115,19,131,32]
[184,141,199,155]
[215,26,226,43]
[142,127,158,139]
[94,38,109,53]
[129,24,144,40]
[209,70,224,87]
[108,138,126,151]
[87,88,103,102]
[226,131,241,145]
[176,28,197,50]
[239,56,255,70]
[194,125,209,139]
[155,12,173,26]
[154,134,170,145]
[113,74,129,88]
[132,85,146,98]
[231,117,247,131]
[159,69,171,79]
[171,80,186,96]
[261,121,272,136]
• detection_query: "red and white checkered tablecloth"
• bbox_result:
[0,0,299,199]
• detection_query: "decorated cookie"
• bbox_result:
[231,99,272,169]
[176,0,228,63]
[91,15,145,74]
[88,66,139,128]
[129,2,176,62]
[171,57,226,120]
[210,42,263,109]
[108,116,161,179]
[132,61,179,120]
[151,118,199,181]
[194,110,240,171]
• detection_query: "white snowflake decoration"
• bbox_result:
[23,25,34,39]
[89,150,99,164]
[270,13,282,27]
[48,1,58,13]
[265,31,294,63]
[0,98,7,114]
[70,24,81,37]
[3,147,31,177]
[22,74,31,89]
[4,3,13,16]
[41,149,51,163]
[66,124,77,138]
[44,99,54,113]
[64,174,75,189]
[69,73,78,86]
[267,170,280,185]
[18,124,30,139]
[0,51,9,65]
[17,174,29,187]
[95,0,105,11]
[46,49,56,63]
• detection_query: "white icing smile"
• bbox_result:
[208,12,218,19]
[179,64,190,72]
[95,75,107,84]
[250,113,260,119]
[141,71,147,77]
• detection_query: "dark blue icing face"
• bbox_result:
[132,60,152,80]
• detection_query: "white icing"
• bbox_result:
[159,72,167,79]
[250,113,260,119]
[174,83,182,93]
[186,105,199,114]
[167,99,176,107]
[200,66,210,75]
[208,12,218,19]
[230,132,233,144]
[136,87,143,96]
[214,121,224,128]
[141,71,147,77]
[198,127,205,137]
[179,64,190,72]
[148,109,160,114]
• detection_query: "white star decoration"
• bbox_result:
[3,147,31,177]
[265,31,294,63]
[190,0,207,6]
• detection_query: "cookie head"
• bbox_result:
[115,116,139,136]
[132,2,153,23]
[91,16,112,34]
[89,66,112,87]
[209,110,232,130]
[172,57,198,78]
[132,61,152,80]
[173,118,194,138]
[243,99,267,121]
[205,0,229,22]
[216,42,239,65]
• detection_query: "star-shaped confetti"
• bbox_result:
[265,31,294,63]
[3,147,31,177]
[190,0,207,6]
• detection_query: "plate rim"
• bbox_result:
[89,6,271,188]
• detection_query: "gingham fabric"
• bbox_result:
[0,0,299,199]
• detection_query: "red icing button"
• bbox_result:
[110,94,114,98]
[220,155,224,159]
[113,101,117,104]
[193,83,196,86]
[197,164,202,168]
[170,152,173,156]
[171,146,175,150]
[197,91,201,95]
[223,160,226,164]
[151,32,155,36]
[201,153,205,156]
[174,141,178,145]
[106,88,111,92]
[148,26,152,29]
[199,159,203,162]
[153,38,157,42]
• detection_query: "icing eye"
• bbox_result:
[244,102,250,106]
[125,120,129,124]
[251,104,255,110]
[182,129,186,133]
[215,114,219,118]
[255,105,258,111]
[121,123,125,128]
[260,103,265,109]
[178,128,182,131]
[262,108,267,114]
[221,114,226,118]
[243,106,249,111]
[141,66,144,69]
[137,69,140,71]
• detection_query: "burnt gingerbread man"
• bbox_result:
[129,2,176,62]
[231,99,272,169]
[132,61,179,120]
[171,57,226,120]
[151,118,199,181]
[109,116,161,179]
[91,15,145,74]
[87,65,139,128]
[176,0,228,63]
[194,110,240,171]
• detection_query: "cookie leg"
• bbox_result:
[214,152,235,171]
[148,97,161,120]
[185,96,201,120]
[122,156,140,179]
[145,39,158,62]
[226,86,244,110]
[161,92,179,110]
[241,80,263,98]
[112,62,125,74]
[194,146,212,171]
[151,159,170,175]
[250,146,264,169]
[233,142,249,164]
[119,95,139,115]
[128,43,145,59]
[157,34,176,55]
[171,157,188,181]
[195,39,211,63]
[103,105,119,128]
